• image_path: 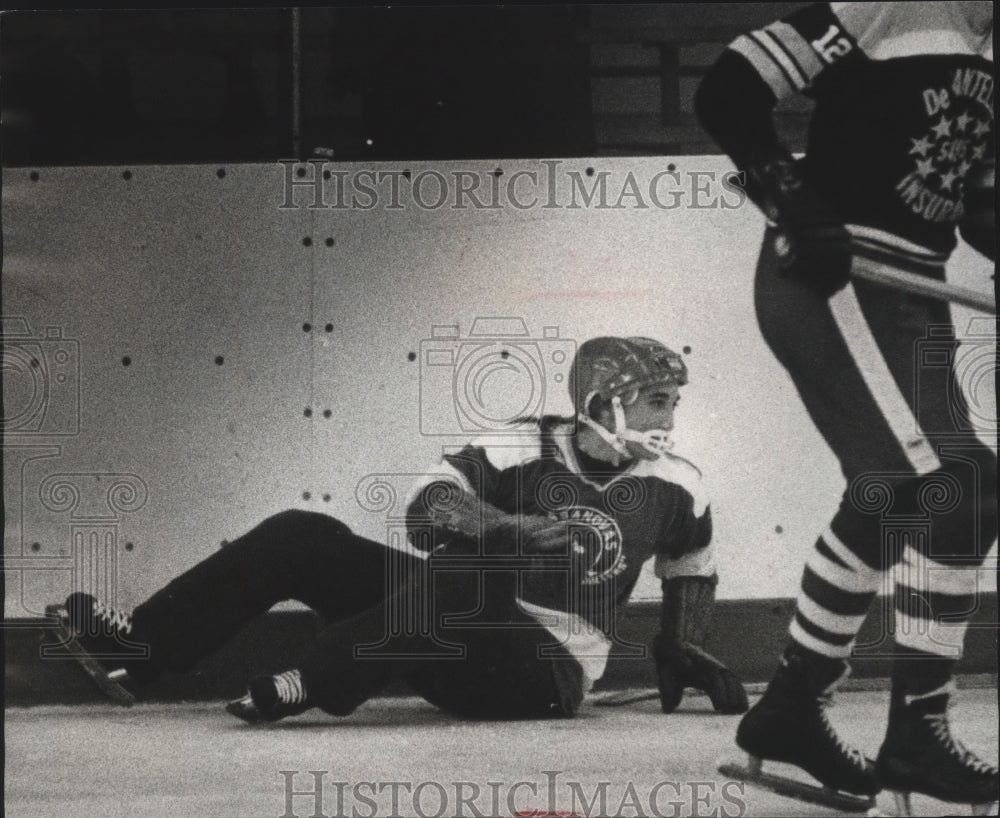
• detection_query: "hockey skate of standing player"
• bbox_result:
[49,336,747,723]
[696,1,997,814]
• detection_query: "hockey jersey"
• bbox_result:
[730,1,994,254]
[407,418,714,626]
[405,418,714,687]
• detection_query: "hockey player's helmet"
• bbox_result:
[571,336,688,419]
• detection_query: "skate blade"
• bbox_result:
[719,759,877,813]
[592,687,660,707]
[42,605,136,707]
[890,788,998,816]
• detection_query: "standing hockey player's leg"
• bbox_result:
[742,238,998,812]
[733,515,882,801]
[875,449,999,815]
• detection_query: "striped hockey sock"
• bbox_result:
[890,546,977,697]
[789,526,882,660]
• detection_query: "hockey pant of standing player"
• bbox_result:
[743,228,998,806]
[754,228,997,686]
[87,509,585,719]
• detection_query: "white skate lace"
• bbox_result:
[94,601,133,635]
[819,693,868,770]
[925,712,999,776]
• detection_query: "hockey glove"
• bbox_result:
[748,157,853,297]
[655,574,748,714]
[654,636,749,714]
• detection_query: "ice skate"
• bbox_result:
[226,669,311,724]
[876,688,999,816]
[43,592,149,706]
[720,655,878,812]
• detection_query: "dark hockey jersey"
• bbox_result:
[730,2,994,254]
[406,418,713,626]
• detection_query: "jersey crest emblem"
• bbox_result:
[556,506,626,585]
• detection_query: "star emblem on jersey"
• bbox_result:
[909,135,934,157]
[938,169,958,192]
[930,115,952,140]
[895,69,993,226]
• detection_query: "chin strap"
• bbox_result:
[578,396,675,459]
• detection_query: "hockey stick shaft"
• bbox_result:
[851,257,996,314]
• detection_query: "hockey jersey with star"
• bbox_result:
[406,418,713,632]
[730,1,994,253]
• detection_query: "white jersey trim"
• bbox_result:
[832,2,993,61]
[654,543,716,580]
[633,453,710,519]
[471,432,544,474]
[516,598,611,691]
[403,461,476,511]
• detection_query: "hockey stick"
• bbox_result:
[591,687,660,707]
[850,257,996,314]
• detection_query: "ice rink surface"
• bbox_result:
[5,687,997,818]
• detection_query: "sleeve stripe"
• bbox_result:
[764,19,825,83]
[751,29,809,90]
[729,34,796,99]
[653,544,716,580]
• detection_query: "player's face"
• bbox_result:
[624,383,680,431]
[621,383,681,459]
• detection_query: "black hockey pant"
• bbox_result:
[128,510,584,718]
[754,228,996,671]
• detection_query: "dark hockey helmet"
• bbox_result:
[570,336,688,418]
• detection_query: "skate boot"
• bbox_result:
[721,651,878,811]
[877,686,999,816]
[44,592,152,704]
[226,669,311,724]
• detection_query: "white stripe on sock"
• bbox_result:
[901,546,984,596]
[893,612,966,658]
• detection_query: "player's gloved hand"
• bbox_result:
[653,634,749,715]
[749,157,853,297]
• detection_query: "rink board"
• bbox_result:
[3,160,996,621]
